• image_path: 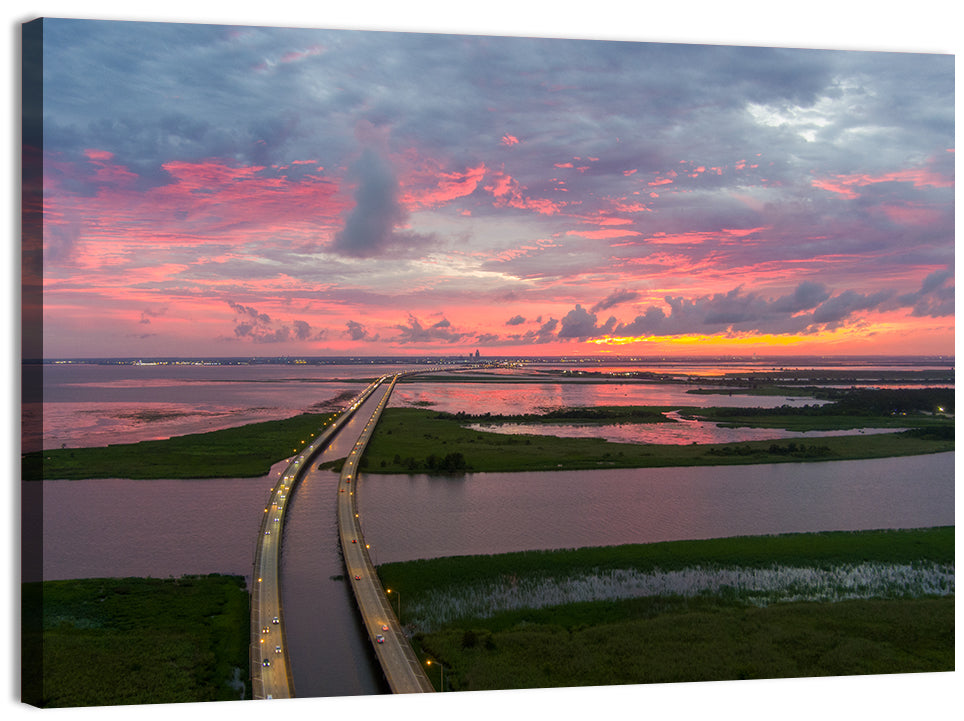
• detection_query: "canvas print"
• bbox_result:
[21,16,954,710]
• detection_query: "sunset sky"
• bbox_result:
[35,17,955,358]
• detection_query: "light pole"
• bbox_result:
[426,659,444,691]
[386,588,400,618]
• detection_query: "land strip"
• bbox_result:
[22,412,335,480]
[360,406,952,473]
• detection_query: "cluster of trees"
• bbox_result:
[705,442,832,458]
[705,387,954,420]
[815,387,954,415]
[388,452,469,472]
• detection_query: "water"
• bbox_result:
[34,357,947,450]
[39,466,284,582]
[357,453,955,564]
[277,387,391,697]
[29,362,416,451]
[389,380,829,416]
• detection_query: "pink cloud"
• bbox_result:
[501,135,520,145]
[613,226,768,247]
[567,228,643,240]
[44,152,350,255]
[485,172,567,215]
[83,149,139,187]
[876,203,943,226]
[610,200,651,213]
[402,162,487,209]
[812,164,953,199]
[484,173,514,197]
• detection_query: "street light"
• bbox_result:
[426,659,444,691]
[386,588,400,618]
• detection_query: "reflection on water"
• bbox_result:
[35,362,418,450]
[390,381,827,416]
[358,452,955,565]
[39,463,287,582]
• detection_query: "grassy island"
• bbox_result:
[359,407,952,474]
[377,528,955,690]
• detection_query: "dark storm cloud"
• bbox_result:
[599,282,895,339]
[510,317,559,344]
[557,305,616,339]
[896,268,954,318]
[590,289,640,313]
[330,148,436,258]
[810,289,894,326]
[138,307,168,325]
[345,320,379,342]
[393,314,466,344]
[227,300,324,343]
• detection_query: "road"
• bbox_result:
[251,379,386,700]
[336,374,436,693]
[253,365,489,698]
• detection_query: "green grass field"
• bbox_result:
[360,407,953,473]
[377,528,955,690]
[24,575,251,707]
[22,412,335,480]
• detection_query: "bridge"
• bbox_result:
[336,374,436,693]
[251,371,438,699]
[250,378,388,699]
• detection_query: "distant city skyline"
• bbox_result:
[32,19,954,358]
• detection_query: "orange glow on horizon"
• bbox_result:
[589,333,806,348]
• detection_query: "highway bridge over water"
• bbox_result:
[250,372,437,698]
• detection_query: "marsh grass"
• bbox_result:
[27,575,250,707]
[379,528,954,690]
[22,412,336,480]
[405,562,954,631]
[416,597,954,689]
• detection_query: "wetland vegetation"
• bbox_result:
[24,387,953,479]
[23,574,250,707]
[22,412,335,480]
[377,528,955,690]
